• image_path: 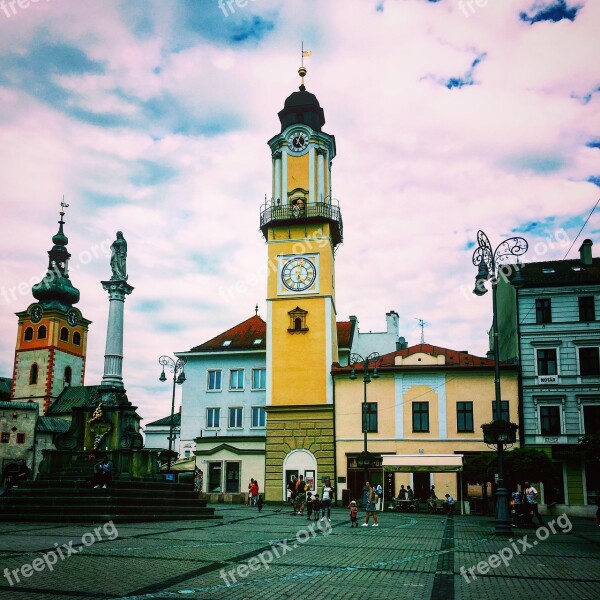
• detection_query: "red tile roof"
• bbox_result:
[333,343,515,373]
[336,321,353,349]
[190,315,266,352]
[188,316,354,353]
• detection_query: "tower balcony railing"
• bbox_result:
[259,197,343,246]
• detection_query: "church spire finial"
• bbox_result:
[300,41,312,91]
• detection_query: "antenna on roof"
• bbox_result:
[414,318,430,344]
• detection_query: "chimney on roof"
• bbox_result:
[579,239,593,266]
[386,310,399,335]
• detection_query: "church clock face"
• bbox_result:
[67,309,79,327]
[31,304,43,323]
[287,130,309,153]
[281,257,317,292]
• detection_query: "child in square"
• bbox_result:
[349,500,358,527]
[312,493,321,521]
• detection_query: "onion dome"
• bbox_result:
[278,66,325,132]
[32,208,80,310]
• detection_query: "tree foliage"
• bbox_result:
[578,433,600,463]
[462,448,555,490]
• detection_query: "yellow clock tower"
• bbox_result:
[260,67,343,501]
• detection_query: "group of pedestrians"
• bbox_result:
[511,481,544,527]
[286,476,335,521]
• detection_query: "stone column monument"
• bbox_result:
[101,231,134,388]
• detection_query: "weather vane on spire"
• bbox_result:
[60,196,69,218]
[299,41,312,88]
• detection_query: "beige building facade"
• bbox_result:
[333,344,519,505]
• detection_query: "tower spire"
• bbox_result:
[31,198,80,310]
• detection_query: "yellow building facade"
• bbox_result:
[333,344,519,504]
[260,68,343,501]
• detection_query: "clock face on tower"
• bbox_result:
[287,130,309,153]
[67,309,79,327]
[280,256,317,293]
[31,304,43,323]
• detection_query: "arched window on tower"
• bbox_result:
[37,325,47,339]
[29,364,38,385]
[64,366,72,386]
[73,331,81,346]
[60,327,69,342]
[287,306,308,334]
[24,327,34,341]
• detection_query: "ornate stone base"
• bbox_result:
[264,404,334,502]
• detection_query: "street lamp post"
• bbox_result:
[158,355,186,473]
[349,352,381,486]
[471,230,527,535]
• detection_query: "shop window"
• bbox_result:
[225,462,240,493]
[208,462,222,493]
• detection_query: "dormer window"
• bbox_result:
[253,339,262,345]
[222,340,232,347]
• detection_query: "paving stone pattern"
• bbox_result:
[0,506,598,599]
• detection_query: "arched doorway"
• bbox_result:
[282,449,317,500]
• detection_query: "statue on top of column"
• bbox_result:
[110,231,128,281]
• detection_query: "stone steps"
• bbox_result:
[0,480,220,523]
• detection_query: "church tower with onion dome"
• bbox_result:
[11,203,91,413]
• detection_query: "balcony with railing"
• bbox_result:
[259,198,343,246]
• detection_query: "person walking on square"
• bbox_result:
[294,474,307,516]
[398,484,407,500]
[511,486,524,527]
[306,492,314,520]
[349,500,359,527]
[524,481,544,526]
[407,485,414,500]
[287,476,297,513]
[361,481,379,527]
[250,479,259,506]
[312,494,321,521]
[321,478,334,521]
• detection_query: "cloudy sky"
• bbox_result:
[0,0,598,424]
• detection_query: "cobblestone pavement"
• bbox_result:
[0,506,598,600]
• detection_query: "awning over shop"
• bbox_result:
[382,454,464,473]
